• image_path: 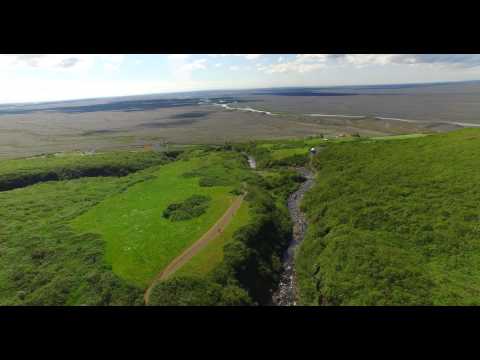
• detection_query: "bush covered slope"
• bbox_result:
[297,129,480,305]
[148,183,293,306]
[0,174,152,305]
[0,151,176,191]
[148,155,304,306]
[72,150,254,288]
[0,150,179,305]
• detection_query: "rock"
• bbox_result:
[271,168,315,306]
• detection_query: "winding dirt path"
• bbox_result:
[144,193,246,305]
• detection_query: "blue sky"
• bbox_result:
[1,54,480,104]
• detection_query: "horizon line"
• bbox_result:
[1,78,479,107]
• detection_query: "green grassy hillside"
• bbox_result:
[72,151,251,287]
[297,129,480,305]
[0,172,153,305]
[173,201,251,279]
[0,150,174,191]
[0,147,257,305]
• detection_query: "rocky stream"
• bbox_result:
[271,168,315,306]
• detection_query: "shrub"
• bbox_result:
[148,276,251,306]
[297,128,480,305]
[163,195,211,221]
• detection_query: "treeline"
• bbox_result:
[0,151,180,192]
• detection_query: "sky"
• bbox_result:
[2,54,480,104]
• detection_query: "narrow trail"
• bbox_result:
[271,167,315,306]
[144,194,245,305]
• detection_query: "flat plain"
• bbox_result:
[3,82,480,160]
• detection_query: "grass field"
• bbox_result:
[270,147,310,160]
[172,201,251,278]
[0,172,150,305]
[0,150,165,176]
[72,151,250,287]
[254,134,433,163]
[297,128,480,305]
[370,133,429,141]
[0,150,172,192]
[0,146,256,304]
[4,124,478,306]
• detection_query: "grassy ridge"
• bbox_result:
[148,160,305,305]
[72,151,252,288]
[0,150,175,191]
[172,201,251,279]
[0,146,258,305]
[0,172,154,305]
[297,129,480,305]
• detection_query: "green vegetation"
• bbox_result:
[370,133,429,141]
[0,150,176,191]
[173,202,251,278]
[232,137,324,169]
[270,147,309,160]
[0,172,155,305]
[72,151,251,288]
[163,194,211,221]
[0,147,257,305]
[5,127,468,307]
[149,183,292,305]
[212,184,292,304]
[297,129,480,305]
[148,276,252,306]
[148,156,302,305]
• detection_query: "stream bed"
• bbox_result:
[271,168,315,306]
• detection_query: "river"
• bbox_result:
[209,101,480,129]
[271,168,315,306]
[212,102,276,116]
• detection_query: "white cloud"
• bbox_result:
[167,55,208,83]
[295,54,329,62]
[0,77,206,104]
[244,54,262,60]
[215,63,222,67]
[183,58,207,71]
[0,54,125,72]
[167,54,191,60]
[99,54,125,72]
[229,65,240,71]
[258,54,329,74]
[207,54,262,61]
[334,54,480,68]
[340,54,402,67]
[257,54,480,74]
